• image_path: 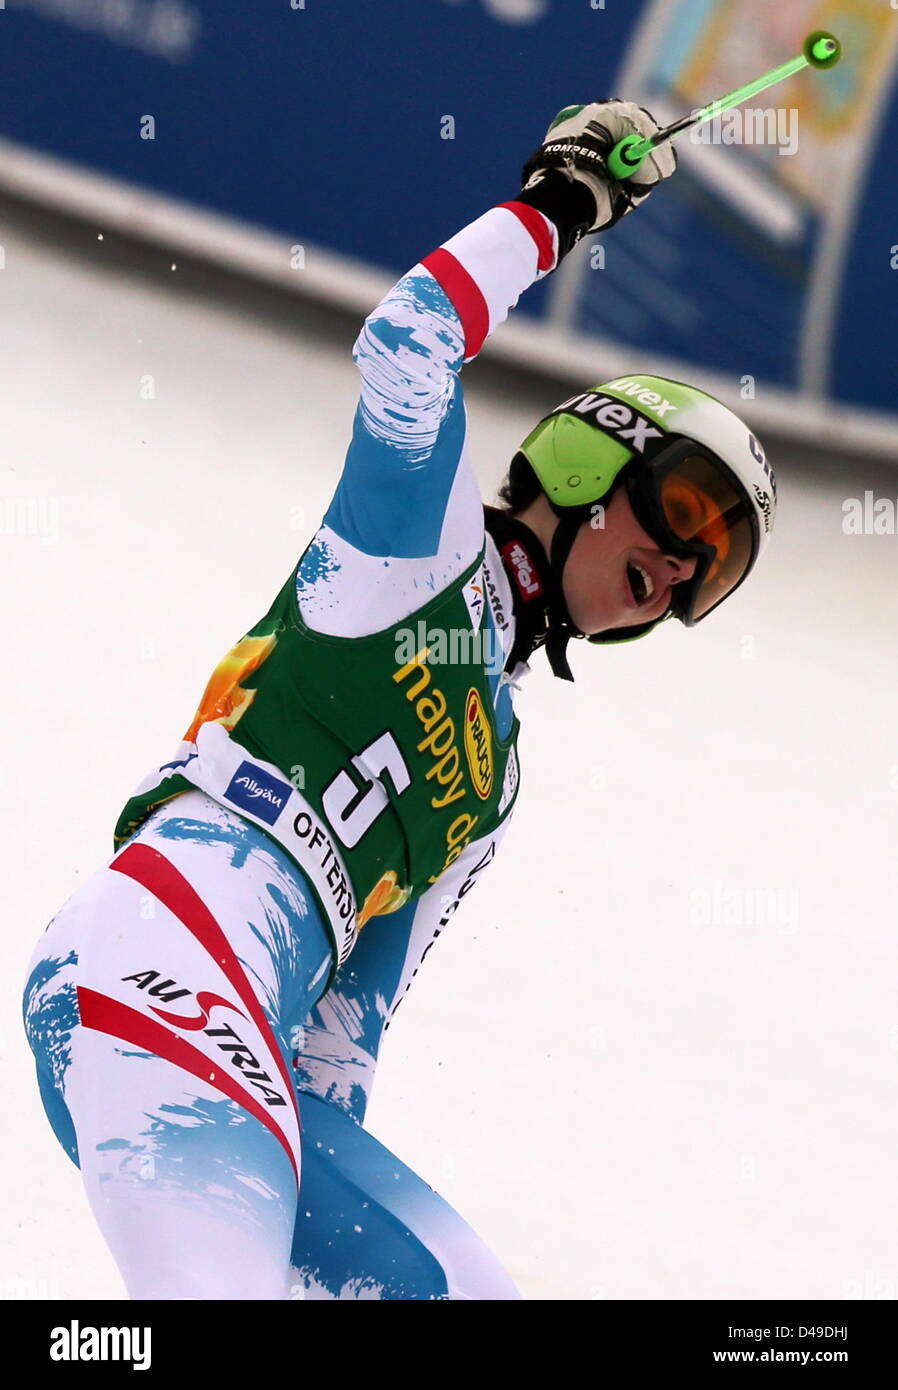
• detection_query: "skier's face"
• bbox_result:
[563,485,698,636]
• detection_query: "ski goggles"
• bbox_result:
[617,438,759,628]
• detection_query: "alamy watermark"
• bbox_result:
[4,0,201,64]
[395,621,504,674]
[842,492,898,535]
[50,1322,151,1369]
[690,105,798,158]
[0,497,60,545]
[691,880,799,931]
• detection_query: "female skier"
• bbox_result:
[23,99,775,1300]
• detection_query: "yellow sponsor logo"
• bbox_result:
[393,648,482,882]
[463,688,493,800]
[393,646,467,810]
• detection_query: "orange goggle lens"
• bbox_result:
[656,453,756,621]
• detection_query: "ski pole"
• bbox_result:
[606,30,842,181]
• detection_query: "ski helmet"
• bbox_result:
[515,374,776,645]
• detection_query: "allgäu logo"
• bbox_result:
[224,762,292,825]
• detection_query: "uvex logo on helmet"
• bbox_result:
[602,379,680,416]
[552,390,668,454]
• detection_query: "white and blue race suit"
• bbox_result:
[23,197,559,1300]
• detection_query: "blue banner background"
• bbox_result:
[4,0,895,416]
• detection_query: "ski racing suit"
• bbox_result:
[23,197,562,1300]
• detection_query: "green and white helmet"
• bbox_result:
[515,373,776,645]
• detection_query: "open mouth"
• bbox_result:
[626,561,655,606]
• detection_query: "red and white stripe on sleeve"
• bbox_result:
[420,202,558,363]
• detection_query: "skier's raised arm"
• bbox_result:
[321,101,676,564]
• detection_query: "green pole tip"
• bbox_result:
[803,30,842,69]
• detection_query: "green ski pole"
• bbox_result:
[606,30,842,181]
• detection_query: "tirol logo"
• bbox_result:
[500,539,543,600]
[553,389,667,454]
[463,688,494,801]
[224,761,292,825]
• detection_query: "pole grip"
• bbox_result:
[606,133,651,181]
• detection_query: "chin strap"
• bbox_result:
[483,505,586,682]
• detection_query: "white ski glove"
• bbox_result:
[520,99,677,241]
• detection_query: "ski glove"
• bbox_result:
[518,99,677,258]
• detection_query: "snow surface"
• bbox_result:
[3,219,897,1301]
